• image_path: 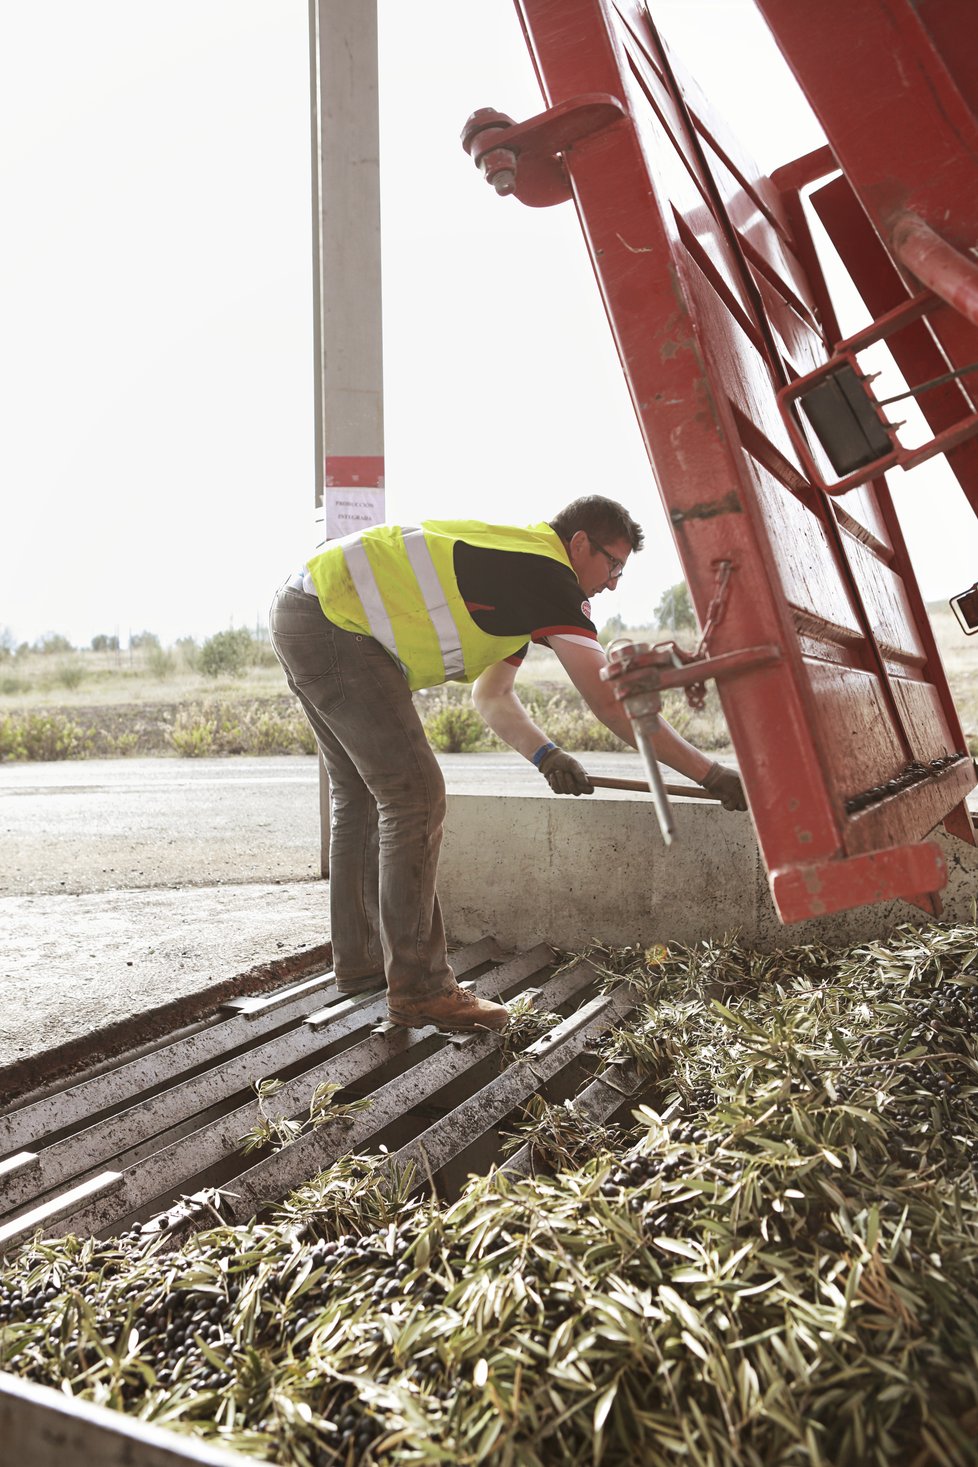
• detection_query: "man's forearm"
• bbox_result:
[648,717,715,784]
[472,687,551,760]
[474,674,716,785]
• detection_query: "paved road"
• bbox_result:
[0,751,651,1075]
[0,756,324,897]
[0,751,654,897]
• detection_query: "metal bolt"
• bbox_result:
[480,146,518,196]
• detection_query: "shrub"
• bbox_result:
[107,731,140,756]
[293,718,318,755]
[167,701,320,757]
[33,632,74,655]
[544,703,628,752]
[91,633,120,653]
[171,713,217,757]
[176,636,200,671]
[54,657,87,690]
[199,628,254,679]
[597,613,626,648]
[13,712,90,761]
[251,639,279,669]
[215,716,246,753]
[0,715,25,760]
[422,695,487,752]
[654,581,697,632]
[129,630,160,650]
[0,674,30,696]
[245,711,301,755]
[510,686,623,753]
[146,644,176,680]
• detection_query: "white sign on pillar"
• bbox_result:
[324,455,386,540]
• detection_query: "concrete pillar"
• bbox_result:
[308,0,386,875]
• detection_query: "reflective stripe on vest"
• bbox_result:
[342,537,399,664]
[402,528,465,679]
[341,526,465,681]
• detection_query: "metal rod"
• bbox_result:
[891,213,978,329]
[632,717,677,844]
[589,775,720,800]
[876,358,978,407]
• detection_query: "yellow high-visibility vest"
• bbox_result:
[305,520,574,691]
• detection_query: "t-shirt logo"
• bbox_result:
[581,599,591,619]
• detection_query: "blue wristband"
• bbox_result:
[531,741,558,768]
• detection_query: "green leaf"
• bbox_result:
[594,1379,618,1433]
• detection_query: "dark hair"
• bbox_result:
[549,494,644,552]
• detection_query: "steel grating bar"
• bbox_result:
[0,1172,122,1250]
[0,1027,413,1252]
[219,972,342,1018]
[0,946,571,1251]
[222,1034,499,1223]
[214,955,591,1224]
[303,944,551,1029]
[387,988,638,1182]
[0,1012,474,1246]
[501,1059,648,1175]
[0,1152,38,1182]
[522,956,602,1010]
[0,989,396,1215]
[0,981,337,1159]
[0,939,503,1160]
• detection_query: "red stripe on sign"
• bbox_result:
[325,455,385,489]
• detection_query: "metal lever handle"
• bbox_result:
[622,692,675,845]
[588,775,720,800]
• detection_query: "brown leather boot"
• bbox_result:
[388,986,509,1032]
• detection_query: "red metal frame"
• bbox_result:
[758,0,978,520]
[463,0,976,924]
[776,291,978,495]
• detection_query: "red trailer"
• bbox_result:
[462,0,978,925]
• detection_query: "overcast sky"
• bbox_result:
[3,0,977,650]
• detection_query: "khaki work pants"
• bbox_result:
[268,585,456,1004]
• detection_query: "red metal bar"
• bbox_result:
[890,214,978,330]
[943,799,977,847]
[756,0,978,451]
[770,842,946,924]
[810,172,978,519]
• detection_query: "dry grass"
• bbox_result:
[0,645,287,708]
[1,608,976,761]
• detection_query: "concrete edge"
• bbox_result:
[0,1369,263,1467]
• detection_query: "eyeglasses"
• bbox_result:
[587,535,625,582]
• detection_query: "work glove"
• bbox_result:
[701,761,747,811]
[538,747,595,796]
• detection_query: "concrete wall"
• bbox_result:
[440,789,978,952]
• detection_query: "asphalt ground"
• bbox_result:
[0,751,651,1092]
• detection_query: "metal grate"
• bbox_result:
[0,941,640,1256]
